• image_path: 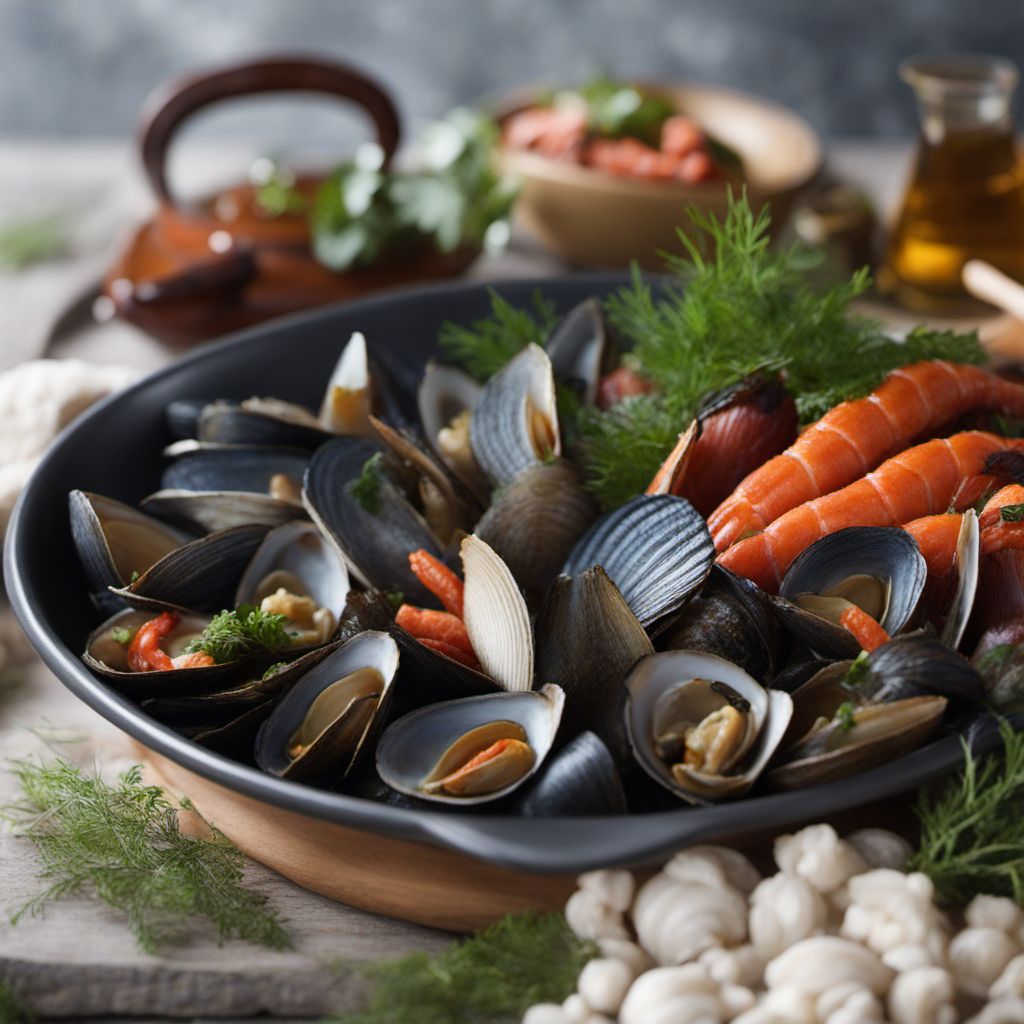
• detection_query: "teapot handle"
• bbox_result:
[138,54,401,206]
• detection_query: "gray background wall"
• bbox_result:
[5,0,1024,142]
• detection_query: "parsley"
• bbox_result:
[185,605,291,664]
[438,288,558,382]
[110,626,135,646]
[261,661,288,680]
[843,651,871,688]
[383,590,405,611]
[336,911,593,1024]
[129,569,140,584]
[910,719,1024,904]
[1002,504,1024,522]
[4,758,290,953]
[347,453,385,514]
[577,77,675,145]
[835,701,857,732]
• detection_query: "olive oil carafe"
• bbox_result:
[883,54,1024,310]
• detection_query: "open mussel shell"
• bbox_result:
[536,565,654,764]
[658,565,777,683]
[301,436,444,605]
[774,527,927,658]
[768,695,948,791]
[418,360,482,462]
[83,609,242,695]
[514,731,628,817]
[625,650,793,804]
[474,459,598,610]
[561,494,714,630]
[470,343,560,487]
[198,399,332,450]
[544,297,609,406]
[109,524,270,614]
[375,684,565,806]
[161,444,311,495]
[234,521,350,644]
[941,510,979,649]
[140,489,306,534]
[254,630,399,785]
[69,490,192,611]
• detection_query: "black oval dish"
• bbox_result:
[5,274,997,873]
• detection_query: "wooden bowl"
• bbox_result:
[498,83,823,268]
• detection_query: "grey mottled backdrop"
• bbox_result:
[6,0,1024,141]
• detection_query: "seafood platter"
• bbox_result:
[8,253,1024,920]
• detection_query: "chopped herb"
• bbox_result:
[383,590,405,611]
[4,758,291,953]
[336,911,593,1024]
[910,719,1024,904]
[261,661,288,680]
[347,452,385,514]
[185,605,291,664]
[1001,504,1024,522]
[129,569,140,584]
[843,650,871,688]
[0,212,68,270]
[110,626,135,646]
[835,701,857,732]
[438,288,558,382]
[0,982,35,1024]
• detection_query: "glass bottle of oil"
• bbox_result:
[882,54,1024,311]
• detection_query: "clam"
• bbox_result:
[515,731,629,817]
[418,361,486,498]
[536,565,654,764]
[561,494,714,630]
[544,297,609,406]
[375,684,564,806]
[474,459,598,609]
[69,490,192,611]
[625,650,793,804]
[658,565,778,682]
[773,527,927,658]
[768,695,948,791]
[233,521,350,648]
[470,343,560,486]
[254,630,399,785]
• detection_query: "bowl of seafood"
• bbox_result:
[7,269,1024,926]
[496,78,822,267]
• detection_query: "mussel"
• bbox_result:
[773,527,927,658]
[417,361,486,498]
[254,630,399,785]
[375,684,564,806]
[625,650,793,804]
[543,297,610,406]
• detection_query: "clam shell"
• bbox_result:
[625,650,793,804]
[774,527,927,658]
[515,731,628,817]
[474,459,598,610]
[562,494,714,629]
[375,684,565,806]
[544,297,608,406]
[140,489,306,534]
[470,343,560,486]
[254,630,399,785]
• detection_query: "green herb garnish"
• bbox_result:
[4,758,291,953]
[438,288,558,382]
[835,701,857,732]
[185,605,291,664]
[0,213,68,270]
[261,661,288,680]
[347,452,385,515]
[0,982,35,1024]
[910,719,1024,903]
[1001,504,1024,522]
[336,911,593,1024]
[843,650,871,688]
[383,590,405,611]
[576,77,675,146]
[110,626,135,646]
[129,569,141,584]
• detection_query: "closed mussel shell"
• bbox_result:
[851,632,985,704]
[166,398,206,440]
[161,444,311,495]
[140,489,306,534]
[774,526,927,659]
[474,459,598,610]
[198,399,332,450]
[375,684,565,806]
[562,494,714,630]
[255,630,399,785]
[515,731,628,817]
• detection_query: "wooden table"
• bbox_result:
[0,136,968,1020]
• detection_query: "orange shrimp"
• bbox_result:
[903,513,965,579]
[408,549,464,618]
[127,612,178,672]
[418,637,481,670]
[718,432,1024,592]
[395,604,479,668]
[709,361,1024,552]
[979,484,1024,555]
[838,606,891,652]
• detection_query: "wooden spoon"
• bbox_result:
[962,259,1024,361]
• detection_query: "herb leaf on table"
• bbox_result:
[4,758,291,954]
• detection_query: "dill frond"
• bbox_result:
[4,758,291,953]
[336,911,594,1024]
[347,452,385,514]
[185,605,291,663]
[909,719,1024,904]
[0,981,35,1024]
[438,288,558,381]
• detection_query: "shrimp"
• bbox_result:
[125,612,215,671]
[709,361,1024,552]
[718,432,1024,592]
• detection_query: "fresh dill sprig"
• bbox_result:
[347,452,385,514]
[0,982,35,1024]
[4,758,291,954]
[1001,504,1024,522]
[185,605,291,663]
[909,719,1024,904]
[0,213,68,270]
[438,288,558,382]
[335,911,594,1024]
